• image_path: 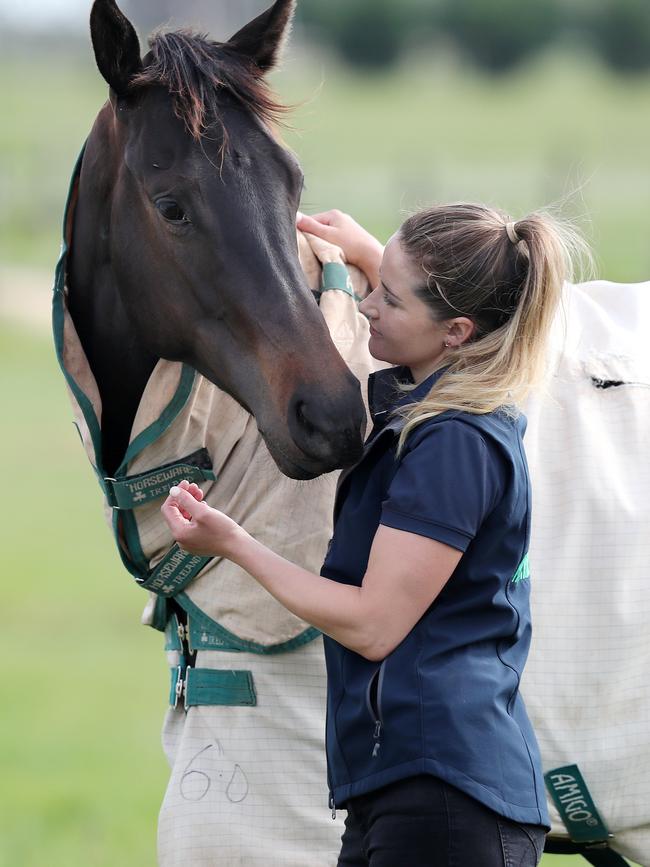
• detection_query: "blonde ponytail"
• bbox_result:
[396,203,591,452]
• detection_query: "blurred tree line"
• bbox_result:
[88,1,650,75]
[3,0,648,76]
[297,0,650,73]
[122,0,266,40]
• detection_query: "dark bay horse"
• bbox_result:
[67,0,365,479]
[54,4,373,860]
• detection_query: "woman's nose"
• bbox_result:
[359,287,379,318]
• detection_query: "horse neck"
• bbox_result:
[67,115,158,476]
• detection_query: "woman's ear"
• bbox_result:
[446,317,476,346]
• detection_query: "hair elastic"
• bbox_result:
[505,222,521,245]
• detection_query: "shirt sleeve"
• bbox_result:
[380,420,505,552]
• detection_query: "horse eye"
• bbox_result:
[155,199,190,224]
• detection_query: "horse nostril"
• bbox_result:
[287,387,365,471]
[295,400,317,437]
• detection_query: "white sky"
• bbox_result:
[0,0,89,28]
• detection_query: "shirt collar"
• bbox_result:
[367,365,449,426]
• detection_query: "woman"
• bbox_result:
[162,203,584,866]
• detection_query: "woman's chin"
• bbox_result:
[368,335,390,362]
[368,341,400,367]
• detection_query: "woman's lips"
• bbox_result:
[369,324,382,336]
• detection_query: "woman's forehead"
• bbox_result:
[382,234,422,292]
[381,233,405,272]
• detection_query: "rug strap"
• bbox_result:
[137,544,212,597]
[104,447,216,509]
[170,665,256,710]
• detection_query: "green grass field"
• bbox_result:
[1,41,646,867]
[0,325,167,865]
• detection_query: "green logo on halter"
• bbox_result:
[139,544,211,597]
[105,460,216,509]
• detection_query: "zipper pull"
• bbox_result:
[371,720,382,757]
[329,794,337,820]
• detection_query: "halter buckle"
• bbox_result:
[173,665,188,710]
[103,477,119,509]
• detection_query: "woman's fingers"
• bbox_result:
[160,495,190,536]
[298,209,339,226]
[175,479,205,518]
[297,213,339,242]
[161,485,240,558]
[162,486,201,528]
[177,479,204,500]
[161,487,208,547]
[297,210,382,281]
[169,486,204,515]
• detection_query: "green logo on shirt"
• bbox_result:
[511,553,530,585]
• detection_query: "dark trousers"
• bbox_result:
[337,775,546,867]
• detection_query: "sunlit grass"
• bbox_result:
[0,325,168,866]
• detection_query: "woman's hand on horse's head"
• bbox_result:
[297,210,384,286]
[160,481,244,558]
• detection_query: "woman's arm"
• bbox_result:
[297,210,384,291]
[161,483,461,661]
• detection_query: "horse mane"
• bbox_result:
[132,31,289,141]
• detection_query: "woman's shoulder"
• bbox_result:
[403,407,526,459]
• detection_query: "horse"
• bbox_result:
[67,0,366,480]
[53,0,376,863]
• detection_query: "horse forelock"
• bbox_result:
[131,30,290,142]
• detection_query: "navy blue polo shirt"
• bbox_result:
[321,366,550,827]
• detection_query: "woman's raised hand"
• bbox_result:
[160,479,244,558]
[297,210,384,288]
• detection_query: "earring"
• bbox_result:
[444,341,451,348]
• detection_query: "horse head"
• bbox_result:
[68,0,366,479]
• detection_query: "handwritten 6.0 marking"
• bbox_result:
[180,742,249,804]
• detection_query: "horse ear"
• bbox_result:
[90,0,142,96]
[227,0,297,72]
